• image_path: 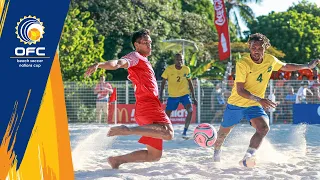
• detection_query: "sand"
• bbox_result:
[70,123,320,180]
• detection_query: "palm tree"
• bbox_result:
[225,0,263,37]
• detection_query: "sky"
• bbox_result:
[248,0,320,17]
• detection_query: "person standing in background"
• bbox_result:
[94,75,113,123]
[160,53,197,139]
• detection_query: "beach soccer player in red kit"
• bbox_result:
[85,29,174,169]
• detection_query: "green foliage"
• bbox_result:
[288,0,320,17]
[67,0,223,80]
[64,82,96,122]
[59,8,106,82]
[247,1,320,63]
[181,0,215,28]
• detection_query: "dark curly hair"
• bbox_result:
[247,33,271,49]
[132,29,150,48]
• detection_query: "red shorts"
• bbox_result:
[138,136,163,150]
[135,99,171,150]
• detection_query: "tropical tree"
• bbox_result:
[225,0,262,37]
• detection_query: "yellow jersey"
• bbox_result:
[228,53,286,107]
[162,65,191,97]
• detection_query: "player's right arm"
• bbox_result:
[236,82,277,109]
[84,59,128,78]
[235,61,277,109]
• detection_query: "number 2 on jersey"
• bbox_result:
[256,73,263,82]
[177,76,181,82]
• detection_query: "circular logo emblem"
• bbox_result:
[16,16,44,44]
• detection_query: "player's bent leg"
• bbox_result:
[107,145,162,169]
[107,125,130,136]
[213,125,234,162]
[249,116,270,149]
[239,116,269,168]
[183,103,193,136]
[107,123,174,140]
[130,123,174,140]
[214,125,234,150]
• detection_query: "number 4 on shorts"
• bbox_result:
[256,73,263,82]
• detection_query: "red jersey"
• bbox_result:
[121,51,159,100]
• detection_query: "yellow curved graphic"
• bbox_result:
[3,53,74,180]
[0,0,10,37]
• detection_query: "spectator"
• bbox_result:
[286,71,299,88]
[290,71,300,80]
[210,83,226,123]
[296,81,313,104]
[284,86,296,121]
[276,72,286,95]
[267,88,282,123]
[94,75,113,123]
[267,88,277,113]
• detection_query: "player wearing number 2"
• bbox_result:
[213,33,320,167]
[160,53,197,139]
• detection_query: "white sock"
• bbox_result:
[246,147,257,156]
[214,149,221,156]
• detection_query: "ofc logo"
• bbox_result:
[15,16,45,56]
[16,16,44,44]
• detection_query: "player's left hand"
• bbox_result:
[308,59,320,69]
[84,63,99,78]
[193,99,198,106]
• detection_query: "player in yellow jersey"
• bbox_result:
[213,33,320,167]
[160,53,197,138]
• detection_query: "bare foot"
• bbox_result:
[107,156,121,169]
[107,125,130,136]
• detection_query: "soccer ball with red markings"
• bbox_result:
[193,123,217,148]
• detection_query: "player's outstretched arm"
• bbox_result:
[84,59,128,77]
[280,59,320,71]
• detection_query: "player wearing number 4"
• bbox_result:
[213,33,320,167]
[160,53,197,139]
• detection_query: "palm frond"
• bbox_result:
[189,52,197,66]
[233,11,242,37]
[238,3,255,23]
[191,60,214,77]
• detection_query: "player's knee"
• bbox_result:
[148,151,162,162]
[257,124,269,136]
[162,124,174,140]
[163,130,174,140]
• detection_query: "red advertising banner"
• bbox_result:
[108,104,197,124]
[213,0,231,61]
